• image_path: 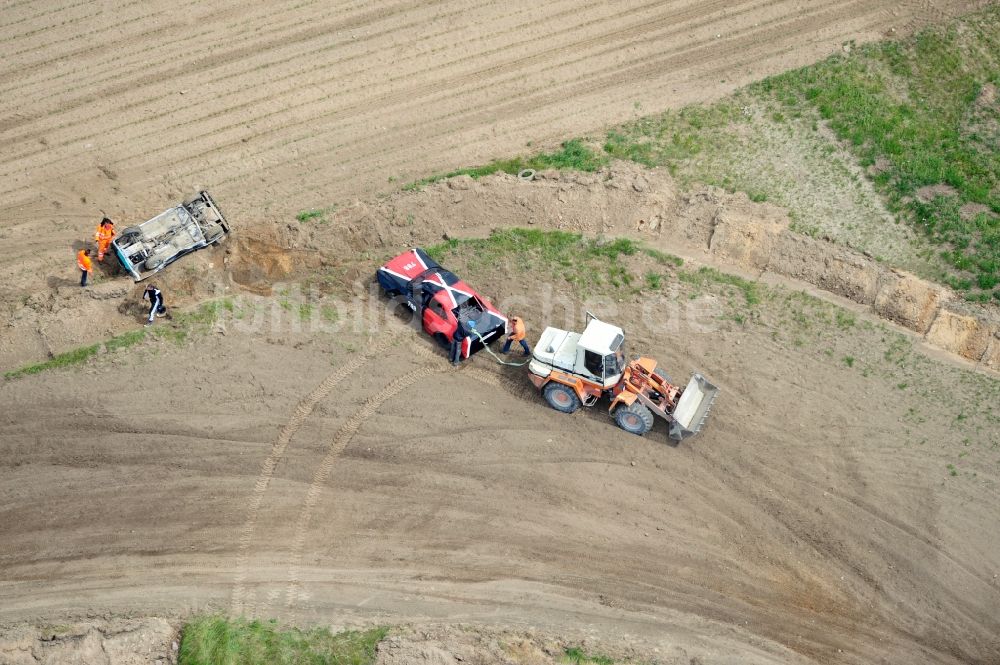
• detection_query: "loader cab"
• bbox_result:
[575,318,626,388]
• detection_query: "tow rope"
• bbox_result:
[470,328,532,367]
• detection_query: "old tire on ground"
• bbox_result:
[543,382,581,414]
[615,402,654,436]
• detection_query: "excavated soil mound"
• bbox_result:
[0,619,177,665]
[6,161,998,373]
[307,163,1000,369]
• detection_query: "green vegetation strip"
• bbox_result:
[3,300,233,380]
[755,9,1000,299]
[426,227,685,293]
[3,343,104,379]
[296,205,338,223]
[178,616,386,665]
[563,646,617,665]
[403,139,607,190]
[605,9,1000,299]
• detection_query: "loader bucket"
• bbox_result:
[668,374,719,441]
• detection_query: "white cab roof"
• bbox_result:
[578,319,624,355]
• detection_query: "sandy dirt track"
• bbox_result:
[3,266,999,664]
[3,2,1000,665]
[2,166,1000,664]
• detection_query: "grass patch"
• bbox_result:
[5,327,156,379]
[427,228,767,317]
[403,139,607,190]
[3,298,241,380]
[296,210,324,222]
[678,266,760,305]
[426,228,642,294]
[103,329,147,352]
[320,305,339,323]
[4,343,101,379]
[178,616,386,665]
[173,300,226,326]
[563,646,616,665]
[603,103,742,171]
[640,246,684,267]
[296,206,337,223]
[754,8,1000,299]
[835,310,856,329]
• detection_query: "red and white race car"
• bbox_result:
[376,248,508,359]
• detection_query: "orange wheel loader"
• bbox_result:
[527,313,718,442]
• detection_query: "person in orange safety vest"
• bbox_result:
[94,217,115,262]
[77,248,93,287]
[501,315,531,356]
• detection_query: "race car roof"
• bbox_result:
[380,248,475,307]
[378,248,508,328]
[379,248,439,282]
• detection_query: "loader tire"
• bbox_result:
[544,382,581,414]
[615,402,654,436]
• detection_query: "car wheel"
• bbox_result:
[433,332,449,348]
[614,402,654,436]
[543,382,581,414]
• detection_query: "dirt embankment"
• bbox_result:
[705,192,1000,369]
[296,162,1000,372]
[0,619,177,665]
[1,0,993,373]
[5,161,998,375]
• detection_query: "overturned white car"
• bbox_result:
[112,191,230,281]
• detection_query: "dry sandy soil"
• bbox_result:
[2,2,1000,665]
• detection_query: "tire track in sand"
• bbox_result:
[282,365,439,609]
[229,331,401,615]
[412,342,535,400]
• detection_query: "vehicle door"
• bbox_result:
[581,349,606,384]
[422,295,455,339]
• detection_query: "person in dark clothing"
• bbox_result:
[143,284,167,326]
[450,318,474,366]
